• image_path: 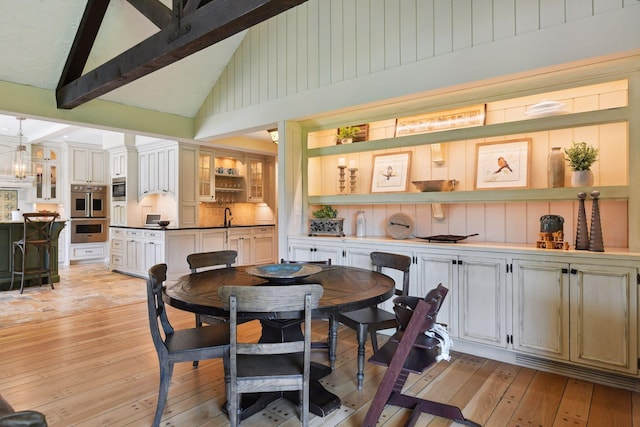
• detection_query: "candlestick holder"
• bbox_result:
[338,165,347,194]
[348,168,358,193]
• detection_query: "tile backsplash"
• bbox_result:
[0,190,18,221]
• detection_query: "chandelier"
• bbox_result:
[14,117,29,179]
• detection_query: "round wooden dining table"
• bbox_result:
[163,263,396,419]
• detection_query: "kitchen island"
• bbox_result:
[109,224,276,280]
[0,220,66,291]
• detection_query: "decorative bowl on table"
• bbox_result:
[246,263,322,283]
[412,179,457,192]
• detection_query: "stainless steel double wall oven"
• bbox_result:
[69,184,109,243]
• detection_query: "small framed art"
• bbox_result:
[474,139,531,190]
[371,152,412,193]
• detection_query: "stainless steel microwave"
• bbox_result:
[112,177,126,201]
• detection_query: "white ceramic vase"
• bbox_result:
[571,170,594,187]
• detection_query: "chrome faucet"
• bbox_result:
[224,207,232,228]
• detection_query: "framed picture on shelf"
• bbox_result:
[395,104,485,136]
[474,139,531,190]
[371,152,412,193]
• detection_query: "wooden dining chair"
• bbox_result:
[147,264,230,427]
[188,250,238,325]
[187,250,237,367]
[280,259,337,368]
[219,284,324,427]
[335,251,411,389]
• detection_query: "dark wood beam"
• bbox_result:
[126,0,173,29]
[56,1,110,91]
[57,0,307,110]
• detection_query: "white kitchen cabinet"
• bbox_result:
[31,144,60,202]
[247,157,264,202]
[569,263,637,374]
[287,237,344,264]
[110,150,126,178]
[69,145,107,185]
[228,228,253,265]
[198,151,216,202]
[200,229,227,252]
[138,143,177,199]
[253,226,276,265]
[512,259,570,360]
[414,251,458,337]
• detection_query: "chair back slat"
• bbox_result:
[370,251,411,296]
[187,250,237,273]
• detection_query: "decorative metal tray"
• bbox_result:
[417,233,479,243]
[246,263,322,283]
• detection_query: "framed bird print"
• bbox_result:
[475,139,531,190]
[371,152,412,193]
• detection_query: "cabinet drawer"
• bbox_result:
[111,239,124,252]
[111,228,126,237]
[72,245,105,259]
[144,230,163,239]
[110,254,124,267]
[127,230,144,238]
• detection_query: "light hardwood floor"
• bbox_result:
[1,264,640,426]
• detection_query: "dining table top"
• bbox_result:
[163,263,396,319]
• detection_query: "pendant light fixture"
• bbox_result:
[14,117,29,180]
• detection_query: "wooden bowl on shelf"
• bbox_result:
[412,179,457,192]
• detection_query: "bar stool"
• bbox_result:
[11,212,60,294]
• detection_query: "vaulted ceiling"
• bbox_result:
[0,0,294,144]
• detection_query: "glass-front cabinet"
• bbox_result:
[32,144,60,202]
[198,151,246,203]
[247,158,264,202]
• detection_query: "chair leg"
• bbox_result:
[193,314,202,367]
[356,324,368,390]
[328,316,338,369]
[153,361,174,427]
[370,330,379,352]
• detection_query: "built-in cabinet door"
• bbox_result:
[200,229,226,253]
[287,239,343,264]
[198,151,215,201]
[253,227,275,265]
[415,251,458,337]
[247,158,264,202]
[512,259,570,360]
[32,145,60,202]
[70,146,106,184]
[110,151,126,178]
[458,255,508,348]
[157,145,177,195]
[228,229,253,265]
[111,202,126,226]
[569,263,638,374]
[144,240,164,273]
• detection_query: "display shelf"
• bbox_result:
[308,185,628,205]
[306,107,628,158]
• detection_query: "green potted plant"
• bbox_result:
[337,126,360,144]
[309,205,344,236]
[564,141,599,187]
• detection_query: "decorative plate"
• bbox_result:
[246,263,323,283]
[386,213,413,240]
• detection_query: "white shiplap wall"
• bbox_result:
[196,0,638,129]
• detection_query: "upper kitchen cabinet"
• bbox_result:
[138,141,177,199]
[67,143,107,185]
[198,151,246,203]
[31,144,60,202]
[247,157,264,202]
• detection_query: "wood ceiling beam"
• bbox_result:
[56,0,307,110]
[56,1,110,91]
[126,0,173,29]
